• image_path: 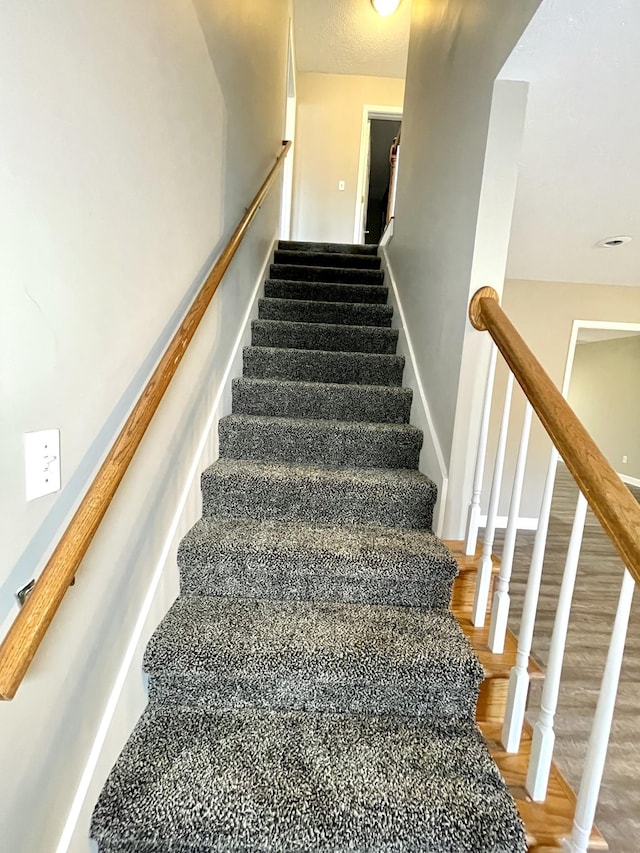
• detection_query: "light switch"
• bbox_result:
[25,429,61,501]
[338,180,345,191]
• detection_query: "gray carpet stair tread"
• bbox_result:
[258,297,393,327]
[251,319,398,354]
[144,596,483,718]
[232,377,412,423]
[278,239,379,256]
[90,706,526,853]
[201,458,436,529]
[90,228,525,850]
[270,263,385,285]
[219,414,422,468]
[243,346,405,386]
[274,249,381,269]
[178,516,457,607]
[265,278,389,304]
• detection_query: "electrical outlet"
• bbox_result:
[338,180,345,191]
[622,455,628,464]
[24,429,61,501]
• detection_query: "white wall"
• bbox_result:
[386,0,540,538]
[0,1,289,850]
[291,73,405,243]
[568,336,640,481]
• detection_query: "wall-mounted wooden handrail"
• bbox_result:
[0,141,292,701]
[469,286,640,587]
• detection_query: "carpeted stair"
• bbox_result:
[91,240,526,852]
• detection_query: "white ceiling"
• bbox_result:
[293,0,411,79]
[501,0,640,286]
[292,0,640,288]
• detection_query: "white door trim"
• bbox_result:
[279,17,297,240]
[561,319,640,397]
[353,104,402,244]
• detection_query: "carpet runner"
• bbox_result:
[91,240,526,852]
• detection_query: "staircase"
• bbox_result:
[91,241,526,851]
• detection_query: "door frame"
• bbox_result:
[562,319,640,487]
[279,17,297,240]
[353,105,403,244]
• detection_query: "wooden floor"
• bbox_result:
[492,467,640,853]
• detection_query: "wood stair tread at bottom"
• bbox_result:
[444,539,501,613]
[444,541,607,850]
[447,540,543,722]
[481,720,608,851]
[444,539,502,571]
[453,611,545,683]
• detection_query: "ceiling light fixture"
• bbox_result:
[371,0,402,16]
[595,235,632,248]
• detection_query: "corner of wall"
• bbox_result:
[381,244,449,536]
[443,77,531,540]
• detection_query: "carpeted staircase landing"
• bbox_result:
[91,240,526,852]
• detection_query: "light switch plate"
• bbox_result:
[25,429,61,501]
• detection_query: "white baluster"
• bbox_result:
[465,344,498,556]
[489,401,533,653]
[471,372,514,627]
[526,491,588,801]
[502,447,559,752]
[564,568,635,853]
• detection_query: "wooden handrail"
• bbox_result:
[469,287,640,587]
[0,141,292,701]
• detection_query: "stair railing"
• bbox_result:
[467,286,640,853]
[0,141,292,702]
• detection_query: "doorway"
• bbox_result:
[354,106,402,244]
[364,119,401,244]
[562,320,640,487]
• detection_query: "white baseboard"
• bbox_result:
[618,472,640,488]
[559,458,640,490]
[478,515,539,531]
[55,240,275,853]
[380,239,449,537]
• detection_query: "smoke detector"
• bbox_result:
[595,235,632,248]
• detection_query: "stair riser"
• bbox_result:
[232,379,412,424]
[218,418,422,469]
[278,240,378,256]
[477,679,511,724]
[178,518,457,608]
[200,469,436,529]
[274,250,381,270]
[243,347,405,386]
[265,279,389,304]
[258,298,393,327]
[251,320,398,354]
[148,675,478,721]
[270,264,384,285]
[179,559,451,608]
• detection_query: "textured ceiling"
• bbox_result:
[294,0,411,78]
[501,0,640,286]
